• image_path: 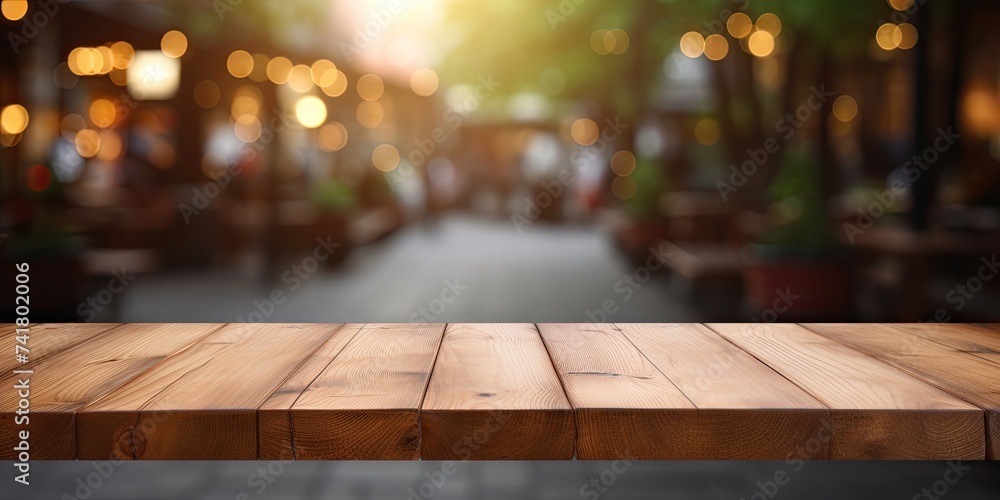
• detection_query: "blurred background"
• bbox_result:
[2,0,1000,323]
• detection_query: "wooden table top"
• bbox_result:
[2,323,998,461]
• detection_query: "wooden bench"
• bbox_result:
[1,323,998,460]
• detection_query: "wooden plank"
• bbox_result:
[258,324,364,459]
[0,324,222,460]
[803,323,1000,460]
[616,323,831,459]
[879,324,1000,364]
[420,324,574,459]
[77,324,343,460]
[279,323,445,459]
[707,323,984,460]
[538,323,702,459]
[0,323,122,373]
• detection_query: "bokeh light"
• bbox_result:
[888,0,915,11]
[2,0,27,21]
[1,104,29,135]
[356,101,384,129]
[160,30,188,58]
[68,47,112,76]
[410,68,440,97]
[571,118,599,146]
[317,122,349,152]
[96,131,123,161]
[590,29,612,55]
[357,74,385,101]
[110,42,134,70]
[294,96,327,128]
[748,31,776,57]
[74,128,102,158]
[372,144,401,172]
[109,68,127,86]
[609,29,630,55]
[704,34,729,61]
[897,23,918,50]
[89,99,117,128]
[680,32,706,58]
[234,114,263,142]
[611,150,636,177]
[311,59,338,87]
[832,95,859,122]
[876,23,903,50]
[288,64,315,92]
[227,50,254,78]
[756,13,782,37]
[727,13,753,38]
[231,86,262,119]
[694,118,721,146]
[266,57,293,84]
[322,70,349,97]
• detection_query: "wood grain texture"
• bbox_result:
[0,324,222,460]
[881,324,1000,364]
[538,323,700,459]
[0,323,122,373]
[421,323,574,459]
[616,323,831,459]
[282,324,445,459]
[707,323,984,460]
[803,323,1000,459]
[77,324,343,460]
[258,324,364,459]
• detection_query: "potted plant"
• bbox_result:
[2,164,85,321]
[615,156,669,260]
[743,145,854,320]
[307,178,359,262]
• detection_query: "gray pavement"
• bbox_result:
[117,214,703,323]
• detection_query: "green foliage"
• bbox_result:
[624,156,667,217]
[757,144,835,248]
[432,0,888,115]
[310,179,359,213]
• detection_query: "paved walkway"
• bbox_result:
[119,214,700,323]
[16,461,999,500]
